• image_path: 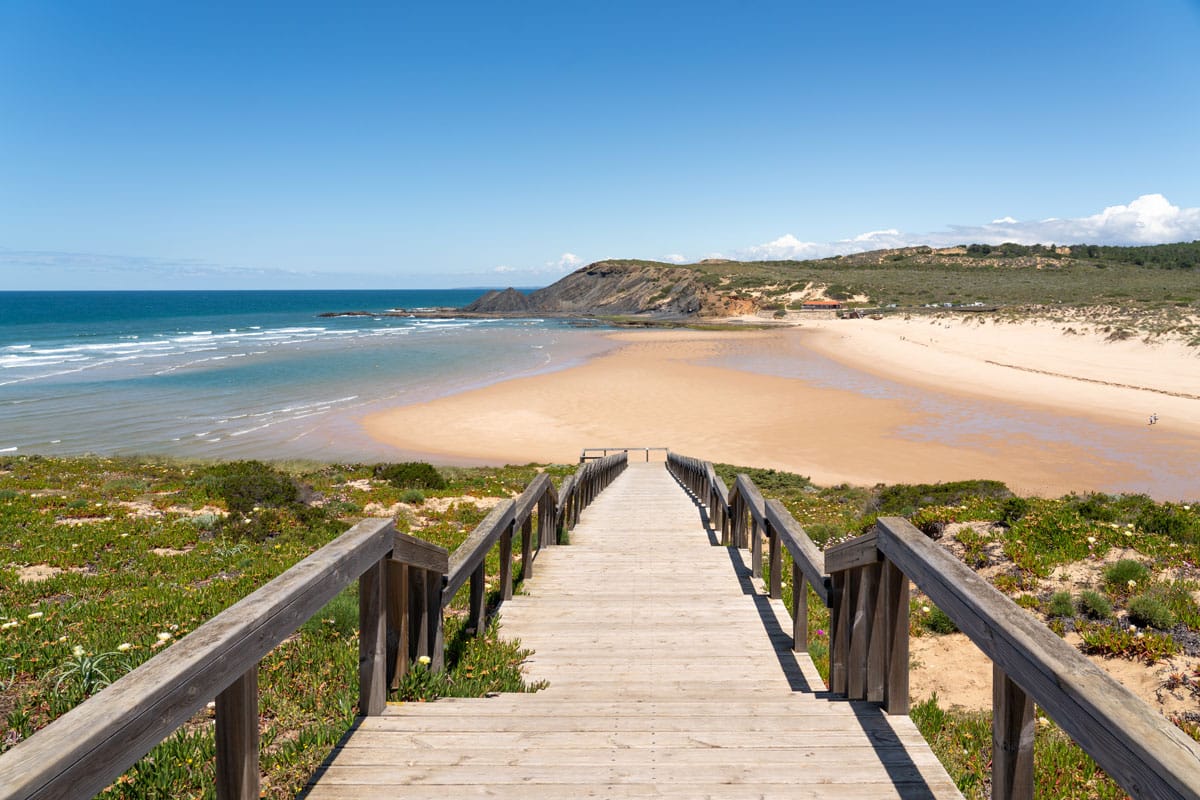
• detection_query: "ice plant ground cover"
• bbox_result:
[0,455,569,797]
[712,463,1200,798]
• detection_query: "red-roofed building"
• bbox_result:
[800,299,841,310]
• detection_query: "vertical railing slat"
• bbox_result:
[215,667,259,800]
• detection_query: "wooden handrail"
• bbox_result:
[579,446,668,462]
[0,453,635,800]
[666,452,831,656]
[0,517,412,800]
[826,516,1200,800]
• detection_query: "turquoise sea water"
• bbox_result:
[0,291,614,462]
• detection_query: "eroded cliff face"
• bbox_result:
[463,262,741,316]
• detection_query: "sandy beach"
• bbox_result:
[362,316,1200,500]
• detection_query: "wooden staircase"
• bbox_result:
[303,462,962,798]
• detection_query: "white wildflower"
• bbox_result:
[72,645,85,658]
[117,642,132,652]
[1,620,18,630]
[1127,579,1137,589]
[1128,625,1138,633]
[26,611,43,619]
[417,655,432,666]
[156,632,172,641]
[1086,536,1096,545]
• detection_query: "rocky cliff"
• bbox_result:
[462,261,746,317]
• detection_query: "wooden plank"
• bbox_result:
[825,529,881,573]
[392,529,449,574]
[0,517,394,800]
[215,667,259,800]
[877,516,1200,800]
[993,664,1034,800]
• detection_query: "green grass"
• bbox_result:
[0,455,556,797]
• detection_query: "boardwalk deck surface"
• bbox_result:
[305,462,963,798]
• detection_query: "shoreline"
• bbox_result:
[361,320,1200,501]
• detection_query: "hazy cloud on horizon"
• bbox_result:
[742,194,1200,261]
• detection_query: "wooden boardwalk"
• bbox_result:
[305,462,962,798]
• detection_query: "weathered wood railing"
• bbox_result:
[826,518,1200,800]
[0,518,445,800]
[666,452,830,651]
[580,446,669,462]
[0,452,628,800]
[670,452,1200,799]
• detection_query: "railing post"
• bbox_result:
[750,516,763,579]
[499,519,514,601]
[469,562,487,636]
[388,561,409,686]
[993,665,1035,800]
[428,572,445,671]
[768,519,782,599]
[866,562,888,704]
[883,560,909,715]
[792,563,807,652]
[847,566,873,700]
[521,512,534,579]
[358,554,387,716]
[830,571,847,694]
[215,666,259,800]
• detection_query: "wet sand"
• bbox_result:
[362,323,1200,500]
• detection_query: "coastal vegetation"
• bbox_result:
[466,241,1200,341]
[0,455,567,797]
[3,454,1199,797]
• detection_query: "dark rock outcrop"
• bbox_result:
[462,261,743,317]
[462,287,536,313]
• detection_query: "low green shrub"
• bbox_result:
[1137,505,1197,541]
[400,489,425,504]
[923,605,959,634]
[1078,620,1178,663]
[1067,492,1119,522]
[1076,590,1113,620]
[193,461,299,513]
[374,462,446,490]
[1047,592,1075,618]
[876,479,1011,515]
[1128,594,1176,630]
[1000,496,1030,525]
[1102,559,1150,595]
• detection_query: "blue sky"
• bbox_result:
[1,1,1199,289]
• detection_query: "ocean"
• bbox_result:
[0,291,614,463]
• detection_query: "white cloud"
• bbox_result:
[741,194,1200,260]
[662,253,688,263]
[551,252,582,271]
[493,264,515,273]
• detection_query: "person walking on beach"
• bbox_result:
[1149,413,1159,425]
